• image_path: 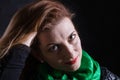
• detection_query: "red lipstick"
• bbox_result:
[65,56,78,65]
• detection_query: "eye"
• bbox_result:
[48,44,59,52]
[69,32,76,41]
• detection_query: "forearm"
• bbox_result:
[0,44,31,80]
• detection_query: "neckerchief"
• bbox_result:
[35,50,101,80]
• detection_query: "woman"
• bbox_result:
[0,0,119,80]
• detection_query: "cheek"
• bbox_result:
[43,55,63,69]
[75,37,82,51]
[40,47,60,65]
[42,54,59,64]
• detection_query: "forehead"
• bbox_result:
[38,17,76,45]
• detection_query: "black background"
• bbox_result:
[0,0,120,76]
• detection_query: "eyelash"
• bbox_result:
[68,33,76,42]
[48,44,59,52]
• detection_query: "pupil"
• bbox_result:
[70,34,74,39]
[52,45,58,51]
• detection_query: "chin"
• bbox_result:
[70,57,81,71]
[72,65,80,71]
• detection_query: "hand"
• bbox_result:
[18,32,37,47]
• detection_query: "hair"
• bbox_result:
[0,0,73,59]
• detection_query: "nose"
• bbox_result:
[62,43,76,59]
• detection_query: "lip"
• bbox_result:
[65,56,78,65]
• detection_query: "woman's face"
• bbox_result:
[38,17,82,72]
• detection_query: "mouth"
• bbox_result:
[65,56,78,65]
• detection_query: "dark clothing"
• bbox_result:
[0,44,30,80]
[101,67,120,80]
[0,44,120,80]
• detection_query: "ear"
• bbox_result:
[31,50,44,63]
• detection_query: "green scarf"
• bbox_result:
[35,50,101,80]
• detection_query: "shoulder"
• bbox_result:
[101,67,120,80]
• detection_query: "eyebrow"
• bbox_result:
[68,31,76,37]
[47,43,56,46]
[71,31,76,34]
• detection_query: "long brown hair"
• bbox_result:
[0,0,73,59]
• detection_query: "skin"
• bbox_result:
[38,17,82,72]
